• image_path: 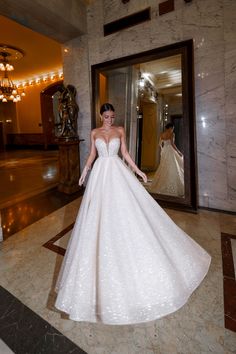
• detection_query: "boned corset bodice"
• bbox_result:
[95,138,120,157]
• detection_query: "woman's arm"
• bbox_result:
[170,133,182,157]
[119,127,147,183]
[78,130,97,186]
[159,137,163,149]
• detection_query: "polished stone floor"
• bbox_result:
[1,198,236,353]
[0,149,83,240]
[0,149,59,209]
[0,149,236,353]
[0,339,14,354]
[1,187,83,240]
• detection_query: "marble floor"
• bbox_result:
[0,149,83,240]
[0,195,236,354]
[0,149,59,209]
[1,187,83,239]
[0,339,14,354]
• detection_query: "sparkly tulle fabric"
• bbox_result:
[55,138,211,325]
[149,139,184,197]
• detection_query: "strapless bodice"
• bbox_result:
[95,138,120,157]
[161,139,172,146]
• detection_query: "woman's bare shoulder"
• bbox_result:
[91,127,101,135]
[90,128,101,140]
[160,132,166,138]
[116,126,125,134]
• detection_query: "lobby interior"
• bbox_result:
[0,1,236,353]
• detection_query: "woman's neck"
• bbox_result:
[102,125,112,131]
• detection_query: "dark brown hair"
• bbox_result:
[100,103,115,115]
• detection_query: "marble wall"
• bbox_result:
[62,0,236,212]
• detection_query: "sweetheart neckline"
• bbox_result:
[95,137,120,145]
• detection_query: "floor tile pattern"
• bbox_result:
[1,198,236,353]
[0,286,87,354]
[0,339,14,354]
[221,233,236,332]
[43,223,74,256]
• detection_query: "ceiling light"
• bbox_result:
[138,72,145,88]
[0,45,26,103]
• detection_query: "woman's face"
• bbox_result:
[167,126,174,132]
[101,110,115,127]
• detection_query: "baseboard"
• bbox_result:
[199,206,236,215]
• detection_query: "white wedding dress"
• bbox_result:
[55,138,211,325]
[149,139,184,197]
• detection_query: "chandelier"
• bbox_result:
[0,44,26,103]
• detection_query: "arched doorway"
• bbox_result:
[40,80,63,149]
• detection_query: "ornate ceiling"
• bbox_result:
[0,15,62,82]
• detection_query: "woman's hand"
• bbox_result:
[134,168,147,183]
[78,166,90,186]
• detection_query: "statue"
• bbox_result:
[56,84,79,140]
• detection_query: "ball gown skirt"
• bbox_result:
[55,138,211,325]
[149,139,184,197]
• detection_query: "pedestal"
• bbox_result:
[57,139,83,194]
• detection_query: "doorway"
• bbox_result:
[40,80,63,149]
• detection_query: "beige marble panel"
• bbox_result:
[62,0,236,211]
[224,0,236,206]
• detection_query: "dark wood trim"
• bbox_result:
[6,133,44,146]
[43,223,74,256]
[91,40,197,212]
[221,233,236,332]
[221,233,235,279]
[199,206,236,215]
[91,40,193,75]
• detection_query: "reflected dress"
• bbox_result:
[55,138,211,325]
[149,139,184,197]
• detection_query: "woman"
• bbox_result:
[55,103,211,325]
[149,123,184,197]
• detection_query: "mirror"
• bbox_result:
[91,40,197,211]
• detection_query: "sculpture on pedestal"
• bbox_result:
[56,84,79,140]
[55,84,82,194]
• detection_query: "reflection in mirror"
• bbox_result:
[94,55,184,198]
[52,90,61,137]
[136,54,185,198]
[92,40,197,210]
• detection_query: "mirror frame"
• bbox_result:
[91,39,197,212]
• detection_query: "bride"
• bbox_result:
[149,123,184,197]
[55,103,211,325]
